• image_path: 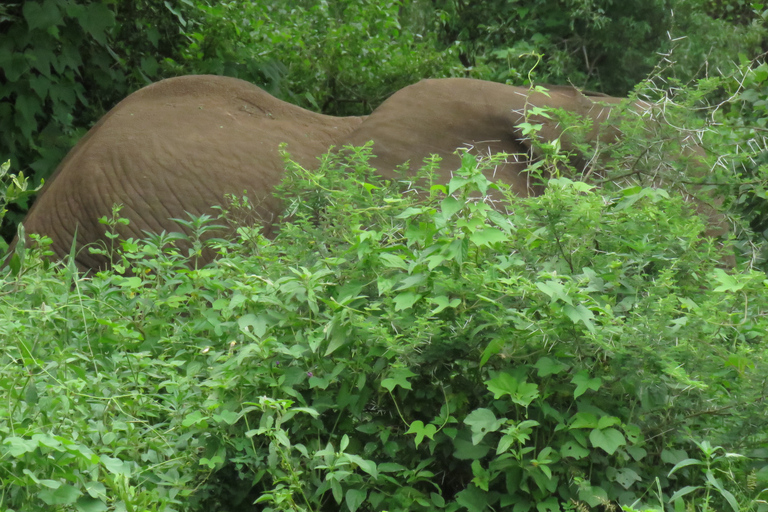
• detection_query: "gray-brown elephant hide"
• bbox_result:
[12,75,663,270]
[19,75,365,269]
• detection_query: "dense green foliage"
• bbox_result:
[3,1,768,511]
[1,141,768,511]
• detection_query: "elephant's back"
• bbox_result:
[19,75,364,269]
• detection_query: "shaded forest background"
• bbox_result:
[1,0,767,243]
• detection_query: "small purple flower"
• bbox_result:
[307,371,313,377]
[274,361,280,366]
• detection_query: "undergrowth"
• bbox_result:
[1,145,768,512]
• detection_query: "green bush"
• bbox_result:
[0,0,200,241]
[176,0,454,115]
[1,142,767,511]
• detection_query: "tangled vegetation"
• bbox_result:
[2,95,768,508]
[3,1,768,511]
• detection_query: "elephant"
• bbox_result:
[10,74,686,271]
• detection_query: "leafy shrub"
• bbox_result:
[2,142,767,511]
[429,0,767,95]
[176,0,454,115]
[0,0,201,241]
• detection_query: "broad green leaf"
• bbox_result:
[455,484,490,512]
[712,268,746,292]
[536,280,573,305]
[181,410,208,428]
[512,382,540,407]
[572,371,601,398]
[100,455,132,476]
[678,296,700,311]
[430,295,460,315]
[381,367,416,392]
[589,428,626,455]
[471,460,490,491]
[596,416,620,429]
[406,421,438,447]
[238,314,268,337]
[464,408,506,445]
[485,373,518,399]
[75,496,108,512]
[213,410,240,425]
[38,484,82,506]
[84,481,106,500]
[441,196,463,218]
[569,412,598,429]
[669,485,702,503]
[668,458,703,476]
[614,468,642,489]
[560,441,590,459]
[453,435,491,460]
[346,489,367,512]
[379,253,408,269]
[378,463,406,472]
[563,304,596,333]
[394,273,427,291]
[470,227,507,247]
[344,454,378,478]
[431,493,446,507]
[393,291,422,311]
[75,2,116,45]
[394,206,425,219]
[4,437,38,456]
[480,337,504,367]
[23,0,63,31]
[534,357,569,377]
[578,485,609,507]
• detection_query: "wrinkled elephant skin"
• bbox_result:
[19,75,365,269]
[15,75,638,270]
